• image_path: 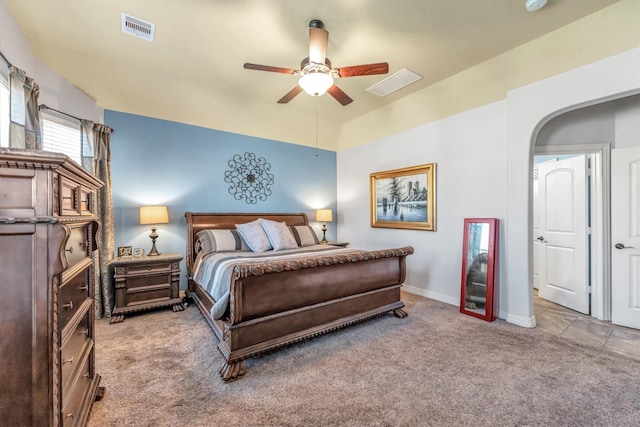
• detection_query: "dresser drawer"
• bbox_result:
[64,224,89,270]
[79,187,94,215]
[59,176,80,216]
[59,270,90,329]
[61,348,93,427]
[61,312,92,391]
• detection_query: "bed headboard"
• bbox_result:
[184,212,309,273]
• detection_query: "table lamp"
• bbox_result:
[139,205,169,256]
[315,209,333,244]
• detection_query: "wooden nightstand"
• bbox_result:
[326,241,349,247]
[110,253,184,323]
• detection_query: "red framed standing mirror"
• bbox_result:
[460,218,499,321]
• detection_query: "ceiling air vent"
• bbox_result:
[121,13,155,42]
[367,68,422,97]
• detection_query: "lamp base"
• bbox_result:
[148,241,161,256]
[148,226,161,256]
[321,223,328,244]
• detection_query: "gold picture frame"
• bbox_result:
[370,163,436,231]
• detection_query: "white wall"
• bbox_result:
[338,101,508,306]
[614,95,640,148]
[339,48,640,326]
[506,48,640,327]
[0,3,102,122]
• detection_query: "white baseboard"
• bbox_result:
[402,285,459,307]
[404,285,536,328]
[503,310,536,328]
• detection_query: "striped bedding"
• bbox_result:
[192,244,353,320]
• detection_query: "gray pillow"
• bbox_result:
[261,219,298,251]
[289,225,320,246]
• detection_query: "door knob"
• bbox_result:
[615,243,635,249]
[536,236,546,242]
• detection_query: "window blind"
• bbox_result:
[42,113,82,164]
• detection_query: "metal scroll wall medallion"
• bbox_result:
[224,152,274,204]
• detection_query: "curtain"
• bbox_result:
[9,65,41,150]
[89,122,115,318]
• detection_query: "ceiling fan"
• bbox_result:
[243,19,389,106]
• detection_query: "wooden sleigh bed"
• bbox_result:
[185,212,414,381]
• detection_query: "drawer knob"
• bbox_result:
[83,372,91,378]
[65,412,74,419]
[78,286,88,291]
[80,329,89,336]
[63,301,74,310]
[65,246,73,254]
[63,357,74,365]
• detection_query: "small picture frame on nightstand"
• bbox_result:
[117,246,132,257]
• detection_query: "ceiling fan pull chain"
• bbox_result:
[315,96,319,157]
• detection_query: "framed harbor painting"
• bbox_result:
[370,163,436,231]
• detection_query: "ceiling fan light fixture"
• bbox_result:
[525,0,547,12]
[299,73,334,96]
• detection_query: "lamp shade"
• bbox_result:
[315,209,333,222]
[139,206,169,225]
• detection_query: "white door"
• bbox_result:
[534,155,589,313]
[533,169,540,289]
[611,146,640,329]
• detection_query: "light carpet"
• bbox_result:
[88,293,640,426]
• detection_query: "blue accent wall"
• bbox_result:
[105,110,337,288]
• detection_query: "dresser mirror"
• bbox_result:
[460,218,499,321]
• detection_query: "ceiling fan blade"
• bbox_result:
[336,62,389,78]
[244,63,298,75]
[327,85,353,106]
[277,86,304,104]
[309,21,328,64]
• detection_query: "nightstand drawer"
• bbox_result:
[126,285,171,305]
[124,262,171,275]
[127,273,170,289]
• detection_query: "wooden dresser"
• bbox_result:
[0,149,104,426]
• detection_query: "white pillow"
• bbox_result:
[261,219,298,251]
[236,220,272,252]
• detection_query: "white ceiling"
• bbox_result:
[4,0,620,150]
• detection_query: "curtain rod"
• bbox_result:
[39,104,114,133]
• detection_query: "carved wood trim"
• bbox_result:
[0,216,58,224]
[231,246,415,279]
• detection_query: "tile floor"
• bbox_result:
[534,290,640,361]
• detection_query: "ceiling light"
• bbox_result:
[299,73,334,96]
[525,0,547,12]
